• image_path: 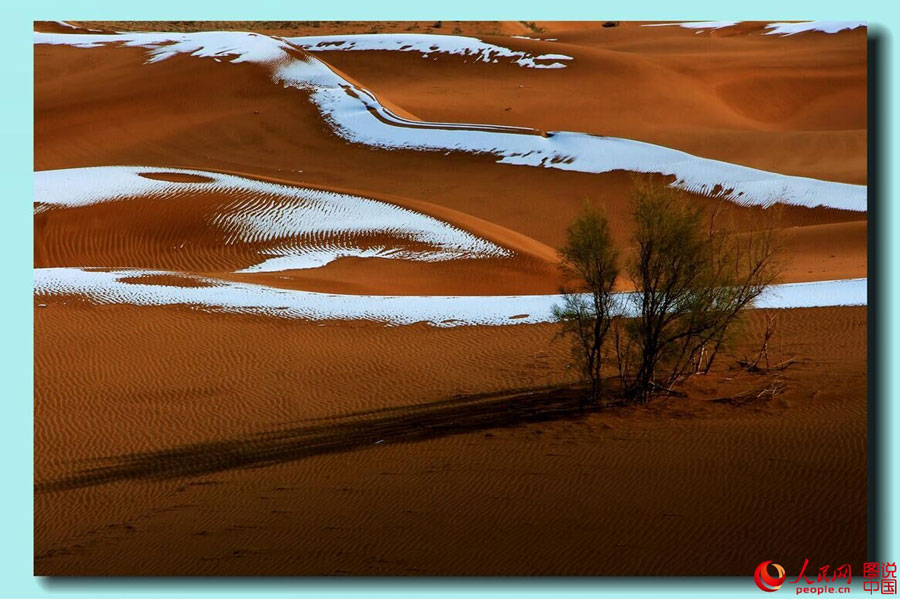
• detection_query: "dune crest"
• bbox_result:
[291,33,573,68]
[34,30,866,212]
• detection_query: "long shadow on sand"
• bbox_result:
[37,384,601,492]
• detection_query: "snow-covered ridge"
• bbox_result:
[34,31,866,212]
[643,21,739,30]
[276,46,866,212]
[34,30,571,69]
[34,30,300,64]
[34,268,867,327]
[288,33,573,69]
[764,21,866,36]
[643,20,866,35]
[34,166,511,272]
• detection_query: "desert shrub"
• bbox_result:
[555,179,781,405]
[552,203,620,405]
[618,178,780,402]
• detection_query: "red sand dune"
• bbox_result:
[33,21,867,575]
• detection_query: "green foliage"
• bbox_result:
[620,178,780,402]
[553,179,781,406]
[553,203,620,405]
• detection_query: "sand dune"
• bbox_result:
[47,20,542,38]
[34,166,564,295]
[763,21,866,36]
[35,164,867,296]
[301,24,866,183]
[34,21,867,576]
[33,41,865,237]
[36,166,512,271]
[644,20,866,36]
[33,29,866,295]
[34,304,867,574]
[292,33,574,69]
[779,221,868,282]
[33,20,108,34]
[35,31,865,211]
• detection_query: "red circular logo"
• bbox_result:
[754,561,787,592]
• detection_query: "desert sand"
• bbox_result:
[33,21,867,575]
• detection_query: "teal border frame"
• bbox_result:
[4,2,894,597]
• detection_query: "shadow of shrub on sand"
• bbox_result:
[37,384,605,492]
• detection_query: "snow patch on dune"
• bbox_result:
[35,30,572,69]
[34,267,556,326]
[643,21,739,30]
[238,249,391,272]
[510,35,556,41]
[34,268,867,327]
[34,166,512,272]
[289,33,573,69]
[764,21,866,36]
[272,54,866,211]
[643,21,866,36]
[34,30,297,64]
[286,60,866,210]
[34,30,866,212]
[34,165,218,209]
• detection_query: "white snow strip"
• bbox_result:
[764,21,866,36]
[643,21,866,35]
[34,166,511,272]
[287,33,573,68]
[643,21,740,30]
[754,277,867,309]
[34,31,866,212]
[34,268,866,327]
[49,21,104,33]
[238,249,391,272]
[273,55,866,211]
[33,30,298,64]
